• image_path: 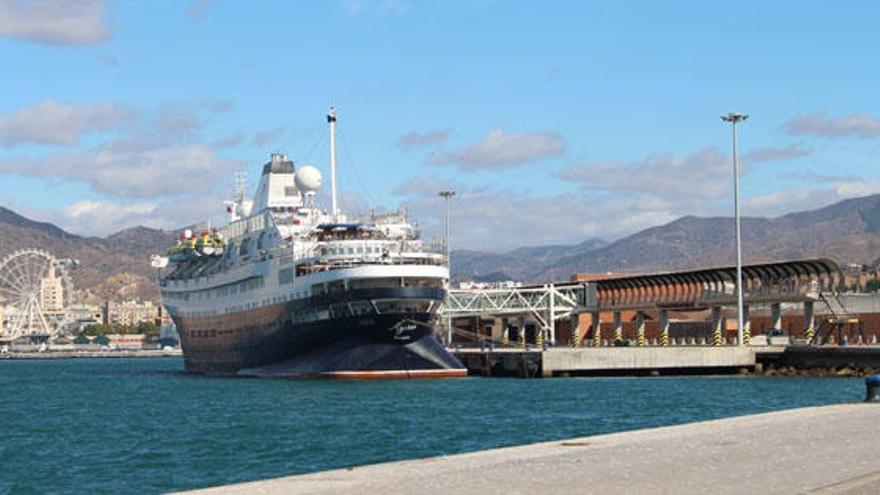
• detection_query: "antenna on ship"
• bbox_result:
[234,170,247,202]
[328,107,338,221]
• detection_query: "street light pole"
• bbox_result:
[721,112,748,347]
[439,190,456,345]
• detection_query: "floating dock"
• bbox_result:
[178,402,880,494]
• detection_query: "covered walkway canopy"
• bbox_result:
[583,258,843,311]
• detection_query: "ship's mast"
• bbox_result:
[328,107,338,220]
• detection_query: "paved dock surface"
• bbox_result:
[180,403,880,495]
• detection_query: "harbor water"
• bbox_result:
[0,357,864,493]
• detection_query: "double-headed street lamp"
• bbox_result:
[721,112,748,347]
[439,190,456,345]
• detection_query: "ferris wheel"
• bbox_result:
[0,249,76,340]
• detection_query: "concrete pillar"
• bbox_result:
[548,286,556,346]
[771,303,782,332]
[636,311,646,346]
[613,311,622,342]
[712,306,723,347]
[591,311,601,347]
[742,305,751,346]
[659,309,670,346]
[804,301,815,342]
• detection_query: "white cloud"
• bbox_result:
[560,147,729,199]
[186,0,216,22]
[0,0,109,45]
[252,126,284,147]
[395,129,451,150]
[743,143,812,163]
[743,178,880,217]
[63,200,158,234]
[783,111,880,138]
[151,100,232,135]
[394,177,681,250]
[426,128,565,170]
[33,192,232,236]
[213,132,245,148]
[0,100,135,147]
[0,141,237,199]
[396,140,879,250]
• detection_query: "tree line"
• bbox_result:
[80,321,160,337]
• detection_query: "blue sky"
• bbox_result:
[1,0,879,250]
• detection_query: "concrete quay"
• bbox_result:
[0,349,182,360]
[454,346,759,377]
[181,403,880,495]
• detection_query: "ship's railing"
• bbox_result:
[294,252,445,276]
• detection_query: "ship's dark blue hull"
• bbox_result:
[172,287,465,377]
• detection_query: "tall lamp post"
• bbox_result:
[439,190,456,345]
[721,112,748,347]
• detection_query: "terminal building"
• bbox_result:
[449,258,880,347]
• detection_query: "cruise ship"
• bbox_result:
[154,109,466,378]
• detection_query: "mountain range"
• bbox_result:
[452,194,880,281]
[0,207,169,303]
[2,193,880,303]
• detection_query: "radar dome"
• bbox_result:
[295,165,322,193]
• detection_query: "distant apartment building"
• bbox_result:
[40,270,65,315]
[103,300,158,326]
[66,303,103,327]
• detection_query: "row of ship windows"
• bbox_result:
[320,245,384,256]
[162,277,268,302]
[176,291,311,318]
[179,298,435,322]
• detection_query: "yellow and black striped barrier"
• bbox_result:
[592,328,601,347]
[637,332,646,347]
[660,330,669,346]
[712,329,722,346]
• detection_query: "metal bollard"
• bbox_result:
[489,341,495,351]
[866,375,880,402]
[454,344,461,353]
